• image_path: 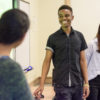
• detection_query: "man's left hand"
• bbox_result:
[82,85,90,99]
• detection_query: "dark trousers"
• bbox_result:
[87,75,100,100]
[53,85,83,100]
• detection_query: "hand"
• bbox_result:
[33,85,44,99]
[82,85,90,99]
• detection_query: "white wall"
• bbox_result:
[38,0,64,77]
[20,0,39,83]
[14,0,65,83]
[29,0,39,81]
[16,0,30,70]
[71,0,100,43]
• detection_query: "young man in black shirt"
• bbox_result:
[34,5,89,100]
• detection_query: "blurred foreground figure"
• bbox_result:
[0,9,34,100]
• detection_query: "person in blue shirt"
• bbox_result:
[86,25,100,100]
[0,9,34,100]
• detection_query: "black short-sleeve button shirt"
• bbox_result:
[46,27,87,86]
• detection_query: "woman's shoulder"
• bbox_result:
[87,38,98,52]
[88,38,97,46]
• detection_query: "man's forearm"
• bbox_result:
[80,60,89,84]
[40,60,51,86]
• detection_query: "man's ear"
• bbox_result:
[72,15,74,20]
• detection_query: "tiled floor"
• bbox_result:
[30,84,55,100]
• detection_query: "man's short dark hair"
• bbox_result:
[0,9,30,44]
[58,5,73,14]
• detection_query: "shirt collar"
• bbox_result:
[59,27,75,35]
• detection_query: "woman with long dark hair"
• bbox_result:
[86,25,100,100]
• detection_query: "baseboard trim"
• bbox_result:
[30,77,52,86]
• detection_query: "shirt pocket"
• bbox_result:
[71,41,81,54]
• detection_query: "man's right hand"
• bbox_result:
[33,50,52,99]
[33,85,44,99]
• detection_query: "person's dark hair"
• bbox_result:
[0,9,30,44]
[58,5,73,15]
[97,25,100,52]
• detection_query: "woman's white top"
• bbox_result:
[85,38,100,81]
